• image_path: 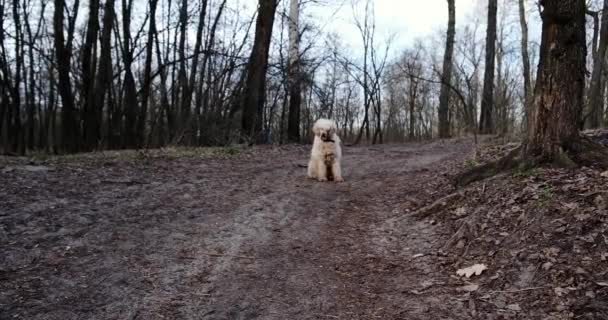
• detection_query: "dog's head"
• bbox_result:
[313,118,338,142]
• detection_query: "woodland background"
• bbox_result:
[0,0,605,154]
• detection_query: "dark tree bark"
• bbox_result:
[586,0,608,129]
[526,0,587,161]
[286,0,301,143]
[518,0,532,129]
[9,0,24,154]
[53,0,80,152]
[81,0,100,149]
[138,0,159,146]
[23,1,43,151]
[479,0,497,134]
[438,0,455,139]
[93,0,115,148]
[121,0,138,147]
[176,0,189,128]
[241,0,278,143]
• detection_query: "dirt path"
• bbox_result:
[1,141,474,320]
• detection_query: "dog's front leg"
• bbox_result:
[307,159,316,179]
[317,161,328,182]
[332,161,344,182]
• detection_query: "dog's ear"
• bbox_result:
[312,122,320,136]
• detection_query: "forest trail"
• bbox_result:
[1,140,475,320]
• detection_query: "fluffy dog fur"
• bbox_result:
[307,119,344,182]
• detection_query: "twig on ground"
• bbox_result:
[412,192,464,219]
[486,286,547,294]
[200,252,255,259]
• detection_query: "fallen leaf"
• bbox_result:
[507,304,522,312]
[459,284,480,292]
[554,287,568,297]
[601,171,608,178]
[596,282,608,287]
[412,253,424,258]
[454,207,467,216]
[456,264,488,278]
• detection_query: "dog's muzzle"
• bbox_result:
[321,134,334,143]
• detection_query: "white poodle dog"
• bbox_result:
[307,118,344,182]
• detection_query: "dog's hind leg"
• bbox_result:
[332,161,344,182]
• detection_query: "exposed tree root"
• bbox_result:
[454,138,608,188]
[454,146,523,187]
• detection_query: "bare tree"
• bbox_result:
[479,0,497,134]
[586,0,608,128]
[287,0,302,142]
[438,0,455,138]
[53,0,80,152]
[518,0,532,130]
[241,0,279,143]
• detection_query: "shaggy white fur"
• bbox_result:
[307,119,344,182]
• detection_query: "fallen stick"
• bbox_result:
[200,252,255,260]
[412,191,464,219]
[486,286,547,294]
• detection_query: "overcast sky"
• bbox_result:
[307,0,481,51]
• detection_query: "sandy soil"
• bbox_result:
[1,140,475,320]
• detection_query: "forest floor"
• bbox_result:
[1,137,607,320]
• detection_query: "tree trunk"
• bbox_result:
[526,0,586,160]
[518,0,532,130]
[586,0,608,129]
[121,0,138,147]
[138,0,159,146]
[438,0,455,138]
[53,0,80,152]
[286,0,301,143]
[92,0,115,148]
[479,0,497,134]
[241,0,278,143]
[81,0,100,150]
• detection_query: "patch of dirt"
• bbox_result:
[0,141,473,319]
[7,138,601,319]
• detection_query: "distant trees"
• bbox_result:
[518,0,532,130]
[3,0,608,154]
[586,0,608,129]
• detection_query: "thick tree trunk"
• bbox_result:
[586,0,608,129]
[479,0,497,134]
[438,0,455,138]
[53,0,80,152]
[518,0,532,129]
[121,0,138,148]
[241,0,278,143]
[286,0,301,143]
[526,0,586,160]
[81,0,100,150]
[10,0,24,154]
[92,0,115,149]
